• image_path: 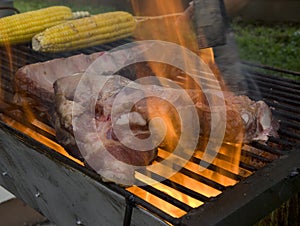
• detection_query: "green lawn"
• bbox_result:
[232,20,300,72]
[14,0,115,14]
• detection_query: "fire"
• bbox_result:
[1,114,83,166]
[128,171,204,218]
[0,43,12,99]
[128,0,246,219]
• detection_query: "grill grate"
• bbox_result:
[0,43,299,226]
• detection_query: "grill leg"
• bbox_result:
[123,195,135,226]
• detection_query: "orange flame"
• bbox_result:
[127,0,246,219]
[1,114,83,165]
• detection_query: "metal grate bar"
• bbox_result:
[258,90,300,107]
[160,179,211,203]
[250,141,287,155]
[136,182,193,213]
[245,71,300,88]
[241,150,273,163]
[268,136,296,147]
[194,147,269,175]
[278,129,300,142]
[242,61,300,77]
[142,170,212,203]
[279,121,300,134]
[158,149,246,181]
[190,156,244,181]
[247,77,300,97]
[248,87,300,107]
[269,102,300,116]
[273,110,300,123]
[239,161,257,172]
[178,167,226,191]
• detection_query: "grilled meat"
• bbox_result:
[53,74,161,186]
[13,52,103,123]
[53,71,279,185]
[12,51,279,186]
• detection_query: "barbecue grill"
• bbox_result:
[0,41,299,226]
[0,1,300,226]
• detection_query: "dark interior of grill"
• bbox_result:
[0,40,299,226]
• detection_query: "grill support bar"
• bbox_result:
[181,150,300,226]
[124,195,135,226]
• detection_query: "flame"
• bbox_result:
[1,114,83,166]
[0,42,13,100]
[128,171,204,218]
[132,0,196,47]
[127,0,246,219]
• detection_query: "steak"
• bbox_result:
[194,90,279,146]
[53,74,163,186]
[53,72,279,185]
[13,52,103,123]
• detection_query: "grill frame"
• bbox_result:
[181,150,300,226]
[0,121,169,226]
[0,43,299,226]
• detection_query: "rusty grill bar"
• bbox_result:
[0,43,300,226]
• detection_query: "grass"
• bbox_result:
[14,0,115,14]
[232,20,300,73]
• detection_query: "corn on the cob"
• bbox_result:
[32,11,136,52]
[0,6,73,45]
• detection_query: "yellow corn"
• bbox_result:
[32,11,136,52]
[0,6,73,45]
